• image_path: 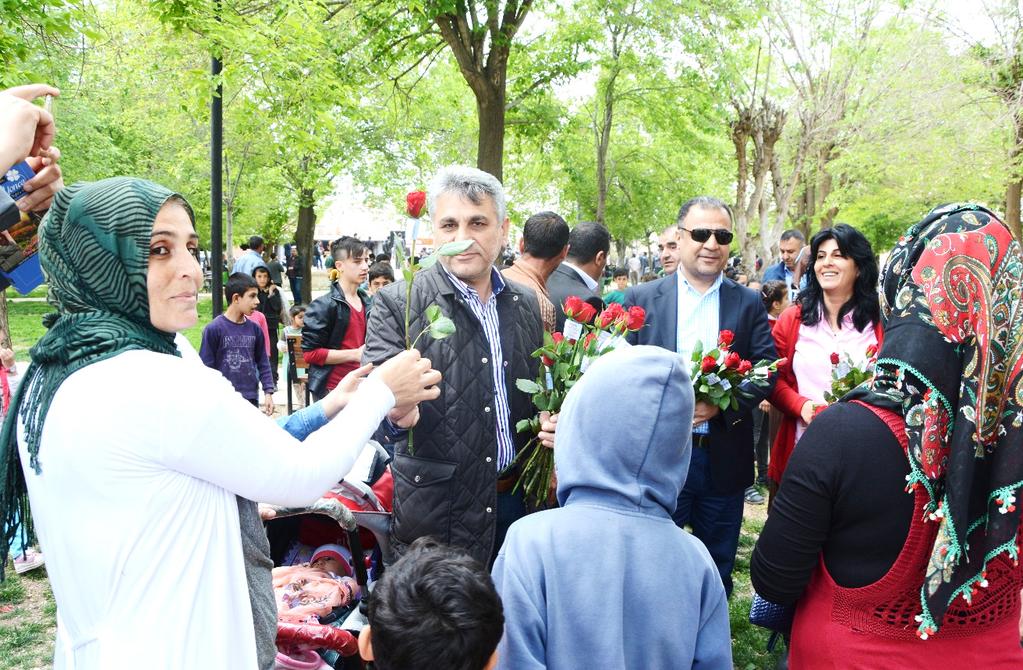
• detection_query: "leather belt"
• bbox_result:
[496,472,519,494]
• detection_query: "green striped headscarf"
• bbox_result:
[0,177,189,578]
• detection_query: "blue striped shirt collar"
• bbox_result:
[677,270,723,298]
[441,264,506,301]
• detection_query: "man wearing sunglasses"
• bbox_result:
[624,195,777,597]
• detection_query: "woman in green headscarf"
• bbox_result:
[0,178,439,669]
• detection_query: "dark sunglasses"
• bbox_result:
[681,227,734,245]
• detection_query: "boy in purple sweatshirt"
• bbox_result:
[200,272,275,414]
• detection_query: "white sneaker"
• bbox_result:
[13,547,44,574]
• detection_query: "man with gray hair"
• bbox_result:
[363,165,545,567]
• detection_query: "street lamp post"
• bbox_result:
[210,0,224,317]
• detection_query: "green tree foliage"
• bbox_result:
[0,0,83,88]
[2,0,1018,270]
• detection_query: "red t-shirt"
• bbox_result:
[324,303,366,392]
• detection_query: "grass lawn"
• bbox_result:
[0,564,56,670]
[730,509,785,669]
[6,295,215,357]
[1,506,785,669]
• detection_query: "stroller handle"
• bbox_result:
[265,496,357,532]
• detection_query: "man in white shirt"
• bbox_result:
[547,221,609,333]
[624,196,776,597]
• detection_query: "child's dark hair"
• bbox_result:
[225,272,257,303]
[761,280,787,312]
[368,262,394,283]
[612,267,628,279]
[289,304,306,319]
[331,236,368,264]
[366,538,503,670]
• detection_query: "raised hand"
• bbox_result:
[372,349,441,415]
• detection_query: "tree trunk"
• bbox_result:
[295,187,317,305]
[817,173,840,229]
[476,85,506,181]
[595,31,622,229]
[1007,120,1023,240]
[432,3,539,185]
[1007,179,1022,240]
[0,292,10,351]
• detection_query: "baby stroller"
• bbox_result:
[264,444,394,670]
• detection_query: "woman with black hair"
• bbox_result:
[766,223,883,488]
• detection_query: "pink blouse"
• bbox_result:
[792,311,877,442]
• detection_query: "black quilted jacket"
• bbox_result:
[363,263,543,565]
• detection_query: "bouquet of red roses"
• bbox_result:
[510,298,645,507]
[823,344,877,403]
[690,330,779,411]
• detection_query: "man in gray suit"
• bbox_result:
[547,221,610,332]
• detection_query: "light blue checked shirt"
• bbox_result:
[677,271,723,435]
[441,265,515,471]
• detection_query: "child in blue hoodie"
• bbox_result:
[492,345,732,669]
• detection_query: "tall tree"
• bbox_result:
[429,1,535,180]
[969,0,1023,239]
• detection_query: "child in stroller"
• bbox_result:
[274,544,360,624]
[265,443,394,670]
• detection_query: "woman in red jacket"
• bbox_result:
[768,224,881,488]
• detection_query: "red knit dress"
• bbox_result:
[789,402,1023,668]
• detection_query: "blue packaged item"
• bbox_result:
[0,161,44,294]
[1,161,36,203]
[5,254,43,295]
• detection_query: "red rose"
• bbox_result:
[406,190,426,219]
[865,344,878,358]
[575,301,597,324]
[626,306,646,331]
[700,355,718,374]
[552,332,565,344]
[542,353,554,367]
[725,351,741,369]
[583,332,598,348]
[718,330,734,348]
[830,352,840,365]
[562,296,585,320]
[597,303,626,329]
[737,359,753,374]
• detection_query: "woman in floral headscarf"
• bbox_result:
[751,204,1023,666]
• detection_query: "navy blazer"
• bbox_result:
[547,263,602,333]
[624,273,777,494]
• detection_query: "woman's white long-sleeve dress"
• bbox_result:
[18,348,393,669]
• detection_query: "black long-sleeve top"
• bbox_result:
[750,402,915,604]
